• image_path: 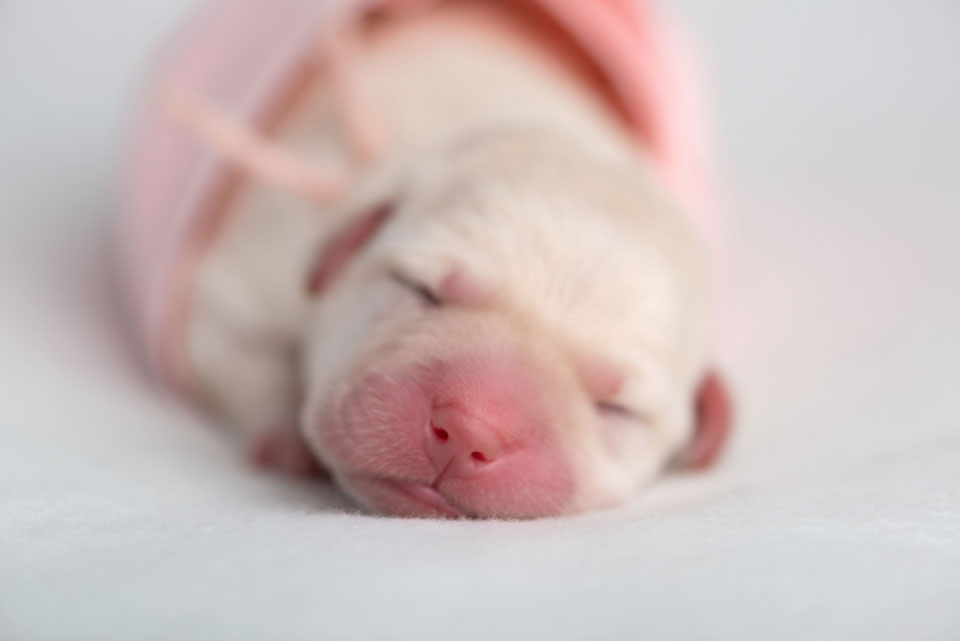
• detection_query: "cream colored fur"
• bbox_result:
[186,4,712,512]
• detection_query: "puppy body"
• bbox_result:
[185,1,714,516]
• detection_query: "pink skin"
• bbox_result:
[684,371,733,470]
[437,270,493,307]
[250,423,329,480]
[576,354,625,400]
[311,350,576,519]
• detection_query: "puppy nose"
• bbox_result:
[426,405,503,477]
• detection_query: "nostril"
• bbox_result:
[428,406,504,473]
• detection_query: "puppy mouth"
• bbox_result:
[381,479,466,518]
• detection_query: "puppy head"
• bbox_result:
[302,126,728,518]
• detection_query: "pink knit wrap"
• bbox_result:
[118,0,717,393]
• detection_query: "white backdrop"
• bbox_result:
[1,1,958,640]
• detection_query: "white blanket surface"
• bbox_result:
[1,1,958,639]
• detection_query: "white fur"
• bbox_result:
[186,3,712,513]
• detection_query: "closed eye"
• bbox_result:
[390,272,442,306]
[596,401,646,424]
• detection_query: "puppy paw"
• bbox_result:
[249,424,329,480]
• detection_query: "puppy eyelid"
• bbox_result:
[596,400,644,423]
[389,271,442,306]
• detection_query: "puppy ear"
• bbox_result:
[306,201,395,295]
[675,370,733,470]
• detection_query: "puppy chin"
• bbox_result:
[338,474,466,519]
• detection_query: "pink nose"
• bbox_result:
[425,405,504,478]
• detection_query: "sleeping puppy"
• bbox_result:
[181,0,731,518]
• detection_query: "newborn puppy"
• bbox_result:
[156,0,731,518]
[300,129,722,518]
